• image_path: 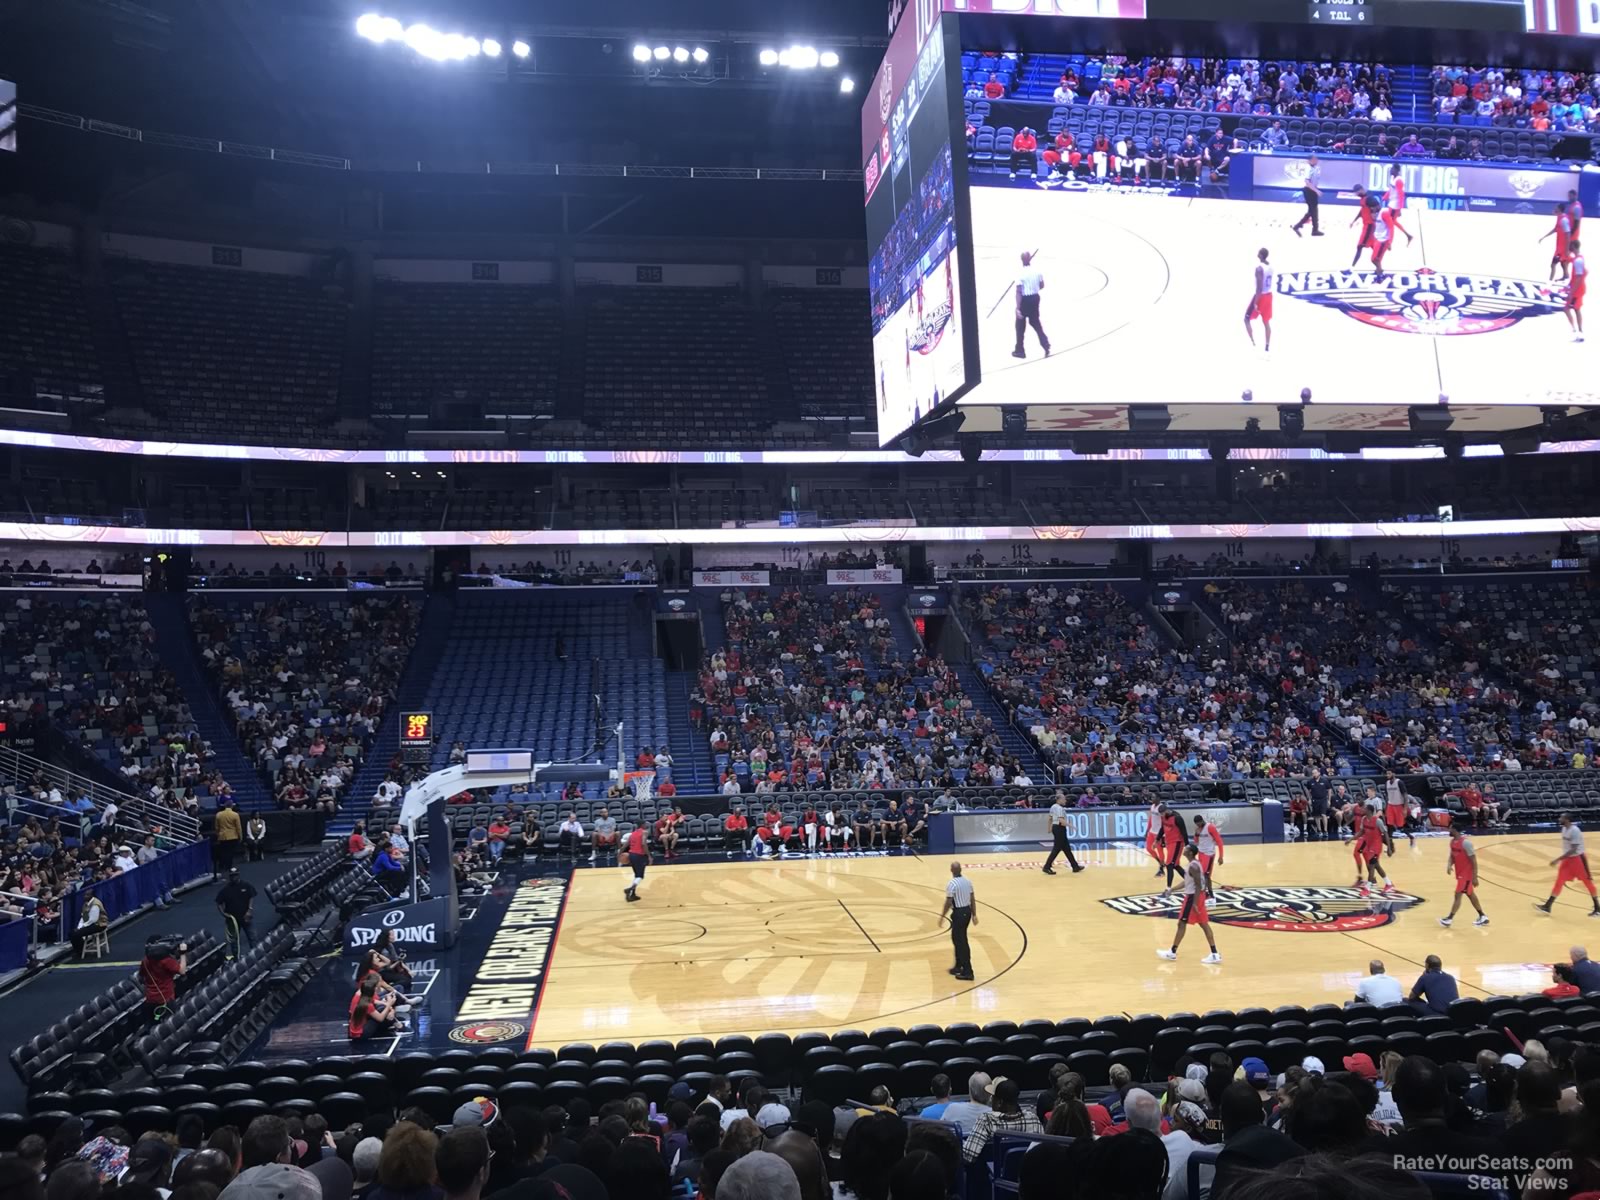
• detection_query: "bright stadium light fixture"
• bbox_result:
[840,76,855,93]
[777,49,791,66]
[482,38,501,56]
[405,23,444,60]
[820,50,840,68]
[759,48,779,66]
[464,37,482,57]
[356,13,386,42]
[789,45,820,69]
[632,44,651,62]
[672,46,690,63]
[512,40,530,58]
[692,46,709,63]
[653,45,671,60]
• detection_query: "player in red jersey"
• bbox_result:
[1534,812,1600,916]
[1368,197,1395,280]
[1244,248,1273,352]
[1159,806,1188,893]
[1353,806,1395,896]
[1157,847,1221,965]
[1439,822,1489,927]
[1384,164,1414,246]
[1566,239,1586,343]
[1350,185,1377,268]
[1541,201,1574,281]
[801,804,820,855]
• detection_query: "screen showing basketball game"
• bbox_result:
[960,175,1595,410]
[0,80,15,153]
[864,11,970,446]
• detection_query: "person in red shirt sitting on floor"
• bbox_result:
[349,973,401,1041]
[1010,127,1038,179]
[984,72,1005,100]
[724,808,749,857]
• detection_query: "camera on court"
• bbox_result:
[145,935,185,958]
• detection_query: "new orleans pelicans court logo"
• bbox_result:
[449,1020,527,1045]
[1102,885,1425,933]
[1279,266,1567,335]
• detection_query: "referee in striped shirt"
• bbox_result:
[941,862,977,981]
[1043,791,1084,875]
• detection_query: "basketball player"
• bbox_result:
[1541,201,1573,281]
[1192,813,1224,898]
[1566,239,1586,343]
[1291,153,1323,237]
[824,803,852,852]
[1159,806,1188,893]
[1350,185,1377,268]
[621,823,651,903]
[1384,164,1414,246]
[1244,248,1273,352]
[1383,771,1415,846]
[1352,805,1395,896]
[1145,799,1165,877]
[1368,196,1395,281]
[1157,846,1222,964]
[1013,251,1051,359]
[801,802,820,855]
[1534,811,1600,916]
[1439,823,1489,927]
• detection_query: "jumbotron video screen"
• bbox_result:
[864,10,970,446]
[961,175,1594,410]
[0,80,15,153]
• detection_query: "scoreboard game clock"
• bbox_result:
[401,711,435,764]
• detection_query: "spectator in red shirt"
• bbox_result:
[349,974,400,1040]
[139,939,187,1023]
[635,747,656,769]
[984,73,1005,100]
[1010,127,1039,179]
[724,809,749,857]
[658,777,677,798]
[347,822,373,862]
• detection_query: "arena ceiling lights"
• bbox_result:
[758,45,851,92]
[355,13,526,63]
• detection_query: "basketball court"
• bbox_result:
[255,833,1595,1056]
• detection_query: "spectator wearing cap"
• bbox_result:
[941,1072,992,1138]
[1240,1057,1274,1099]
[962,1078,1042,1162]
[1343,1053,1380,1086]
[351,1138,382,1200]
[1408,954,1460,1015]
[717,1150,802,1200]
[1352,959,1405,1007]
[1158,1096,1208,1200]
[453,1099,498,1133]
[220,1164,324,1200]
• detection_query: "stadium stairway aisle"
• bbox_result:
[143,594,270,811]
[1391,64,1431,125]
[330,592,455,837]
[951,662,1053,783]
[664,670,715,793]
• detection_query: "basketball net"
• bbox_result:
[624,770,654,802]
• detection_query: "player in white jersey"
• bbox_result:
[1244,247,1274,352]
[1535,812,1600,916]
[1191,813,1224,898]
[1157,846,1221,964]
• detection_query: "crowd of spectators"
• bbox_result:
[2,595,215,822]
[691,589,1028,793]
[1430,65,1600,132]
[969,584,1344,784]
[8,1032,1600,1200]
[189,560,424,588]
[190,597,420,813]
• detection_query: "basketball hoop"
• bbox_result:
[623,771,654,802]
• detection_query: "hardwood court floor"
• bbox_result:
[529,835,1598,1044]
